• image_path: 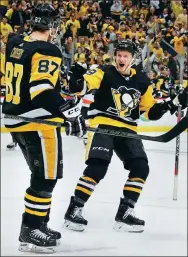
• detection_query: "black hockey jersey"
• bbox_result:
[2,35,64,131]
[82,65,157,132]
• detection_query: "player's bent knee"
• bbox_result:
[126,158,149,181]
[30,178,57,194]
[84,158,110,183]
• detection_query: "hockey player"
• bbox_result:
[2,3,86,253]
[63,40,187,233]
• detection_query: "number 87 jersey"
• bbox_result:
[3,35,64,131]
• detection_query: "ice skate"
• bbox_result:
[40,222,61,240]
[6,141,17,151]
[114,198,145,233]
[18,224,59,253]
[64,196,88,231]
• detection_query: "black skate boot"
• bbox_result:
[64,196,88,231]
[18,224,59,253]
[114,197,145,233]
[40,222,61,240]
[6,141,17,150]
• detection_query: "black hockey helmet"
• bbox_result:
[115,40,137,55]
[30,3,60,30]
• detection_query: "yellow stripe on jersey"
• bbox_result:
[83,68,104,92]
[30,84,53,100]
[25,193,51,203]
[29,53,61,87]
[0,53,6,86]
[88,116,138,132]
[139,85,156,120]
[25,207,47,216]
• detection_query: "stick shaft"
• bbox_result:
[173,106,182,200]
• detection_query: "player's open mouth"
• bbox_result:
[119,64,125,67]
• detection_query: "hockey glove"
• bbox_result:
[59,98,87,137]
[68,62,87,93]
[166,86,188,114]
[177,86,188,110]
[148,98,180,120]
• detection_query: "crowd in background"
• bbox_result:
[0,0,188,100]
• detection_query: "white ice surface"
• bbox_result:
[1,132,187,256]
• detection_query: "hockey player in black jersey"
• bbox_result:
[63,40,187,233]
[2,3,86,253]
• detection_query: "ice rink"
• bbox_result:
[1,132,187,256]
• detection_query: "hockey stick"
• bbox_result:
[173,105,182,200]
[3,112,188,143]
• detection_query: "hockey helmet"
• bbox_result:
[115,40,137,55]
[30,3,60,30]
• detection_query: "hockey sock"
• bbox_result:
[123,177,145,204]
[74,176,97,203]
[23,187,52,228]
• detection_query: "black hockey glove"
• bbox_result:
[177,86,188,110]
[59,98,87,137]
[68,62,87,93]
[148,92,185,120]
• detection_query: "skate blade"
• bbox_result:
[6,147,16,151]
[18,242,58,253]
[63,220,85,232]
[113,222,144,233]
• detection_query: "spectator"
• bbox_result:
[111,0,123,22]
[66,13,80,39]
[62,36,74,71]
[176,9,187,27]
[10,2,25,29]
[0,16,13,43]
[5,3,17,21]
[103,25,116,56]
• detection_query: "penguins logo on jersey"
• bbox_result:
[107,86,141,118]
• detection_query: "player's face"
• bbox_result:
[115,50,133,74]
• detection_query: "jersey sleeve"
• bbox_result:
[29,45,62,101]
[83,68,104,93]
[139,85,157,119]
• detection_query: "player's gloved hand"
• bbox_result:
[68,62,87,80]
[68,62,87,93]
[177,86,188,110]
[162,92,184,115]
[59,98,87,137]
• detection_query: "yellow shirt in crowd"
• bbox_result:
[0,22,13,41]
[66,19,80,39]
[153,47,164,59]
[172,36,184,56]
[0,0,8,6]
[5,8,14,20]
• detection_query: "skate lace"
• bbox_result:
[123,207,137,220]
[72,206,83,219]
[31,229,50,240]
[46,226,54,233]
